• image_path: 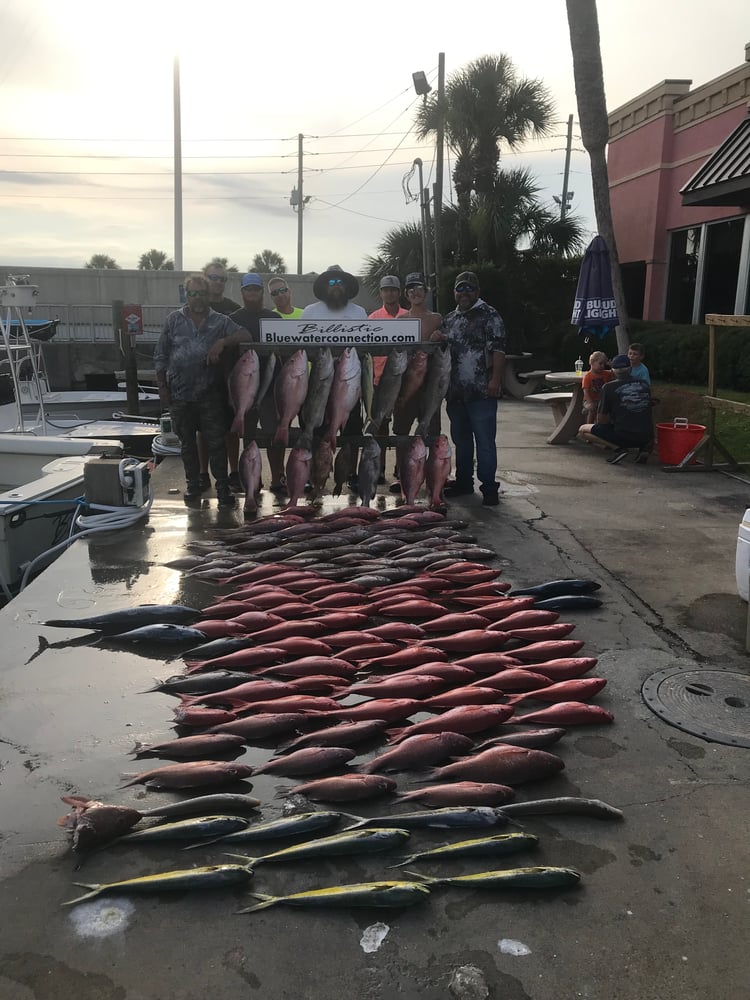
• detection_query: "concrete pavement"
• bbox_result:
[0,402,748,1000]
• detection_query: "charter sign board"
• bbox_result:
[259,318,421,346]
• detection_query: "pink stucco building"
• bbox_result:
[607,43,750,322]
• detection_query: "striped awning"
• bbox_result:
[681,113,750,207]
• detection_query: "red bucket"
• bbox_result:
[656,418,705,465]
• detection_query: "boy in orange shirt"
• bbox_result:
[582,350,615,417]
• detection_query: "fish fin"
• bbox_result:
[117,774,140,788]
[387,857,413,868]
[224,853,256,865]
[237,893,277,914]
[60,883,104,907]
[384,727,405,743]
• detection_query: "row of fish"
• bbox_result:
[229,345,451,449]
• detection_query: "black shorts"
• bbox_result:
[591,424,651,448]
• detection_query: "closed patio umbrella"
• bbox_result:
[571,235,619,342]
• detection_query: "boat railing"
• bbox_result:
[27,304,172,343]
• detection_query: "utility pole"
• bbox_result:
[290,134,310,275]
[173,55,183,271]
[432,51,445,311]
[560,114,574,219]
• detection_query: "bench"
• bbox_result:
[525,392,574,421]
[502,363,552,399]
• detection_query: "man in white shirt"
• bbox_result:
[300,265,368,320]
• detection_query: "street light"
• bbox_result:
[412,71,432,97]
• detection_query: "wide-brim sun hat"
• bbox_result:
[313,265,359,300]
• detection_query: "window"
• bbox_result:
[665,228,701,323]
[699,218,745,318]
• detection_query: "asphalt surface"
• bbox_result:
[0,400,748,1000]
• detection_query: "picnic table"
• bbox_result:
[525,371,585,444]
[502,353,552,399]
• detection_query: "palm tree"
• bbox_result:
[84,254,119,269]
[203,257,239,273]
[250,250,286,274]
[138,248,174,270]
[415,54,555,260]
[565,0,630,352]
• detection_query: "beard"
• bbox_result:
[324,285,348,309]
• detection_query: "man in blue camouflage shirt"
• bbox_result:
[154,273,250,508]
[441,271,505,506]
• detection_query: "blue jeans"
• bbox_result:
[446,397,498,495]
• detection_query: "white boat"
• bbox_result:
[0,386,161,432]
[0,434,115,598]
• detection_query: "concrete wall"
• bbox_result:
[1,267,379,389]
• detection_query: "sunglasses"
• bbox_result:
[455,283,477,293]
[207,274,227,283]
[406,284,425,292]
[186,290,207,298]
[270,287,289,296]
[328,278,344,286]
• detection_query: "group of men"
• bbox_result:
[154,261,506,510]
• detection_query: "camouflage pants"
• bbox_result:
[171,391,229,490]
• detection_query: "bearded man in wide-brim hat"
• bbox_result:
[300,265,368,320]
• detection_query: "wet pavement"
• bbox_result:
[1,403,748,1000]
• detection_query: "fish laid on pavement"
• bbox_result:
[189,811,342,848]
[119,761,254,789]
[299,347,335,448]
[511,702,614,726]
[239,440,262,514]
[499,796,624,820]
[43,605,200,634]
[361,732,474,774]
[345,806,511,831]
[58,796,142,852]
[130,733,246,759]
[228,349,260,434]
[62,864,254,907]
[404,866,581,891]
[102,624,208,646]
[139,793,261,818]
[119,815,250,843]
[250,746,356,777]
[393,832,538,867]
[365,348,408,434]
[425,746,565,785]
[510,579,601,598]
[227,827,410,867]
[273,348,309,446]
[289,774,397,802]
[395,781,515,807]
[278,719,388,754]
[238,880,431,913]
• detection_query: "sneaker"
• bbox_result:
[482,492,500,507]
[217,491,237,510]
[184,482,202,503]
[444,482,475,498]
[635,448,650,465]
[228,471,242,492]
[607,449,628,465]
[198,473,211,492]
[389,481,402,494]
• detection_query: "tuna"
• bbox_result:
[43,605,200,634]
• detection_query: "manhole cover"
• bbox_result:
[642,667,750,748]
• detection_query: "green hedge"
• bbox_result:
[630,320,750,392]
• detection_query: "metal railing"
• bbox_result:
[31,305,172,343]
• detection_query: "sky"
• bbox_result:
[0,0,747,277]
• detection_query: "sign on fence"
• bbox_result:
[259,318,421,347]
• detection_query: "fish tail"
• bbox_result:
[223,853,256,865]
[237,893,278,914]
[401,869,438,884]
[273,426,289,447]
[388,856,413,868]
[384,727,405,743]
[138,681,162,694]
[230,414,243,435]
[61,883,104,907]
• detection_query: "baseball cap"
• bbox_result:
[405,272,426,288]
[379,275,401,290]
[611,354,631,368]
[241,272,264,288]
[455,270,479,288]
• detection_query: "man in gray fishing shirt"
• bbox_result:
[155,274,250,508]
